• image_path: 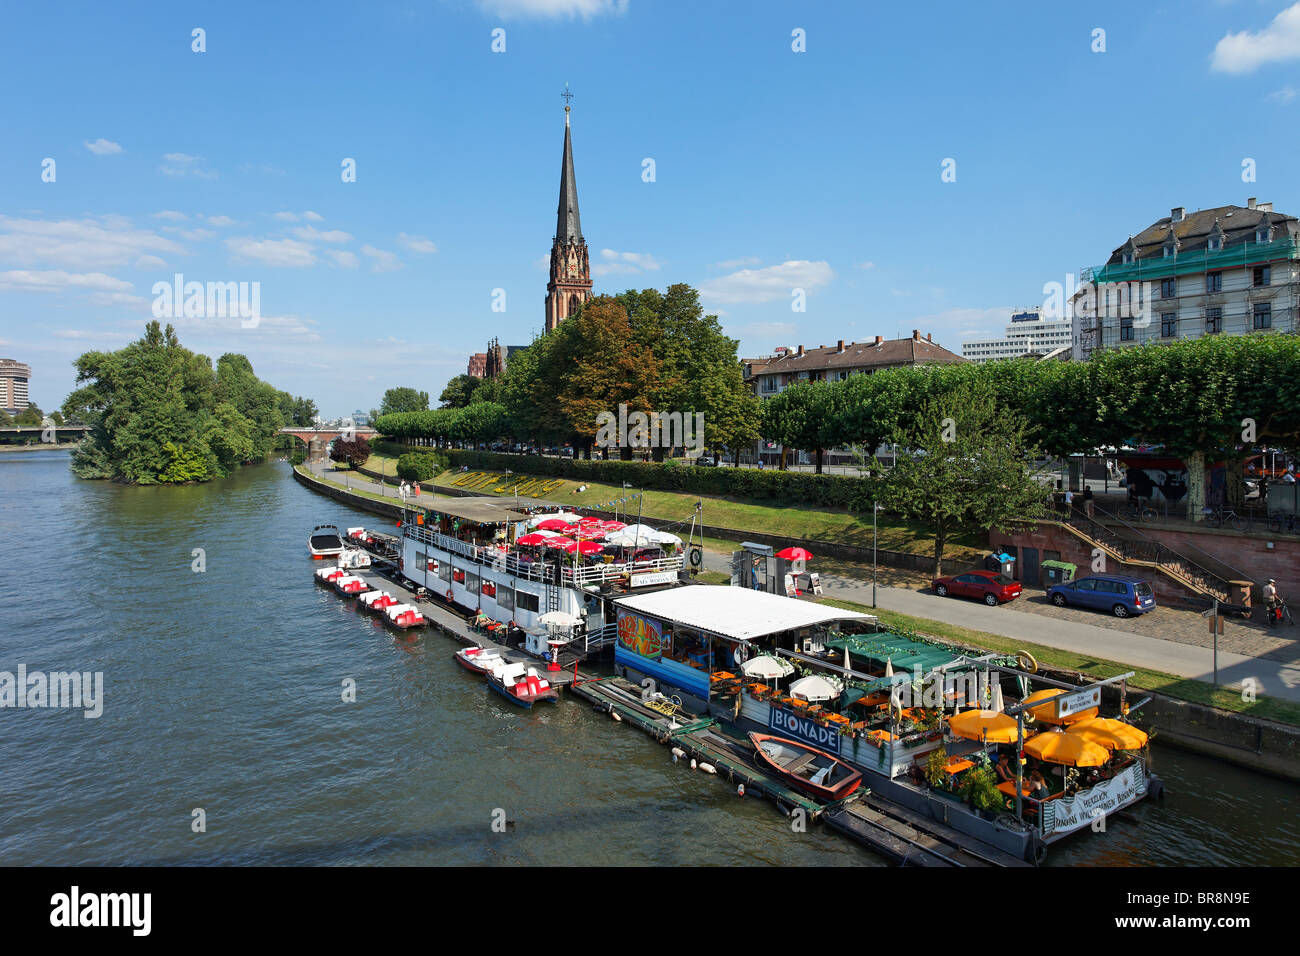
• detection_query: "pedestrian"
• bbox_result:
[413,481,421,497]
[1082,485,1095,519]
[1283,466,1297,484]
[1063,487,1075,516]
[1263,578,1280,627]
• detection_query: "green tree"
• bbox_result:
[439,374,484,409]
[13,404,45,426]
[330,435,372,469]
[760,380,846,474]
[380,387,429,416]
[879,379,1048,578]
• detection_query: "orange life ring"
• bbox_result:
[446,588,454,602]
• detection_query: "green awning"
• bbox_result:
[825,632,959,674]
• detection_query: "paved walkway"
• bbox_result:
[698,551,1300,705]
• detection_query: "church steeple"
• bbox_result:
[545,86,592,333]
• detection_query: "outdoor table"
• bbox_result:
[944,759,975,776]
[997,781,1034,798]
[824,713,851,727]
[710,671,737,683]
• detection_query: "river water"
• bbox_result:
[1,451,1296,866]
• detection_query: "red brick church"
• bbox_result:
[544,97,592,332]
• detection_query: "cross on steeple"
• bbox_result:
[561,83,574,107]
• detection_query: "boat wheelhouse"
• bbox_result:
[397,496,686,661]
[609,583,1161,863]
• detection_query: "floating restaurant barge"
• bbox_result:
[607,586,1163,864]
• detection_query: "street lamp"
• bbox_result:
[872,501,881,608]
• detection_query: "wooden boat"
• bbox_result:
[748,732,863,802]
[455,645,507,675]
[309,524,345,560]
[486,662,558,709]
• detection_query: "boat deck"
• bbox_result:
[824,798,1031,867]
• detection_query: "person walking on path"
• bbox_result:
[413,481,421,497]
[1063,487,1075,517]
[1082,485,1095,519]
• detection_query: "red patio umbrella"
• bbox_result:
[543,537,578,553]
[578,516,603,526]
[776,546,814,561]
[536,519,573,532]
[577,540,606,555]
[516,533,548,546]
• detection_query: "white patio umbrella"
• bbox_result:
[741,655,795,679]
[538,610,579,629]
[884,657,894,679]
[650,530,682,547]
[991,681,1006,713]
[789,674,844,703]
[603,531,644,547]
[527,511,581,528]
[617,523,658,540]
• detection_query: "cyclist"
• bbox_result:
[1263,579,1281,627]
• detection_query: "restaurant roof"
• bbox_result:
[613,586,876,642]
[419,496,532,523]
[825,632,959,672]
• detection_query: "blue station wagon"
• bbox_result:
[1047,574,1156,618]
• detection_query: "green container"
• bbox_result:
[1042,560,1076,586]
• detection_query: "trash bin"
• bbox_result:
[986,551,1016,576]
[1042,560,1076,587]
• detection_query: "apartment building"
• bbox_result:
[0,359,31,415]
[962,309,1073,362]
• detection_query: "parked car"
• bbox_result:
[932,571,1022,606]
[696,454,718,467]
[1047,574,1156,618]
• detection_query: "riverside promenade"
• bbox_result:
[298,460,1300,705]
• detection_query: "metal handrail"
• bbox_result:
[1063,507,1232,600]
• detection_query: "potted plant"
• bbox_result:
[960,766,1002,819]
[923,747,949,790]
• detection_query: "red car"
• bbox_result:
[933,570,1022,606]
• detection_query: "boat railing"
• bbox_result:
[403,526,683,587]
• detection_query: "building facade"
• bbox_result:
[467,352,487,378]
[745,332,965,466]
[961,309,1073,362]
[544,103,592,333]
[1073,199,1299,358]
[0,359,31,415]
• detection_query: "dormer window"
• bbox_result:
[1121,236,1138,265]
[1207,237,1222,252]
[1207,220,1225,253]
[1257,221,1273,243]
[1122,252,1133,265]
[1162,228,1179,259]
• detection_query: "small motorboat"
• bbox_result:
[309,524,345,560]
[383,603,426,629]
[748,733,863,802]
[486,662,558,709]
[359,590,398,613]
[455,645,508,675]
[338,547,371,570]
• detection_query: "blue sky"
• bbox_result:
[4,0,1300,416]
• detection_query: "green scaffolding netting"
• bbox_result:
[1088,238,1298,286]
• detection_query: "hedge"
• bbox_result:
[396,451,447,482]
[425,448,874,509]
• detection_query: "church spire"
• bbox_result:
[545,85,592,334]
[556,87,582,242]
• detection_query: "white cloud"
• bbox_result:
[134,255,167,269]
[272,212,299,222]
[207,215,236,227]
[474,0,628,19]
[397,232,438,254]
[302,211,324,222]
[0,215,182,270]
[326,250,359,269]
[699,260,834,304]
[87,291,148,308]
[0,270,134,294]
[160,153,217,179]
[292,225,353,243]
[84,138,123,155]
[361,245,403,273]
[1211,2,1300,73]
[167,227,215,242]
[1268,85,1299,103]
[153,210,188,221]
[592,248,662,277]
[226,236,318,268]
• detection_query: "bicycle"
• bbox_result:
[1203,507,1249,531]
[1121,500,1158,523]
[1267,511,1299,534]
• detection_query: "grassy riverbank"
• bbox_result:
[818,596,1300,728]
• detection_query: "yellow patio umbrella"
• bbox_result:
[1024,730,1110,767]
[1023,688,1098,726]
[1068,717,1149,752]
[947,709,1020,745]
